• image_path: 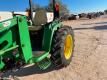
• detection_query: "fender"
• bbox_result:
[42,20,62,52]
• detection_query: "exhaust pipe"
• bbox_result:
[29,0,33,22]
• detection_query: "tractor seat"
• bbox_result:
[29,9,47,31]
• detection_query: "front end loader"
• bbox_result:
[0,0,74,71]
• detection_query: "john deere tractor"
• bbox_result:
[0,0,74,71]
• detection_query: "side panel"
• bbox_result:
[0,16,33,70]
[42,21,62,52]
[0,18,17,70]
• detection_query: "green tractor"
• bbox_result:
[0,0,74,71]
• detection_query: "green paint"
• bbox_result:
[42,20,62,52]
[32,52,49,63]
[0,16,33,70]
[0,45,19,56]
[38,58,52,70]
[0,60,5,70]
[0,15,62,71]
[17,16,33,63]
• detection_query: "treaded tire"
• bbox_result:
[51,26,74,67]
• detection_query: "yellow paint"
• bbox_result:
[64,34,73,60]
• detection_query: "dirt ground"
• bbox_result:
[1,16,107,80]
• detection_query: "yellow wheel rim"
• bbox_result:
[64,34,73,60]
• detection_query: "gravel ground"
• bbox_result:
[1,17,107,80]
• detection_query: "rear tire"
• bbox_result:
[51,26,74,67]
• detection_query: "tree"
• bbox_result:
[46,0,69,15]
[26,0,70,15]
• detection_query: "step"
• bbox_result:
[33,51,45,57]
[38,58,52,70]
[32,51,49,63]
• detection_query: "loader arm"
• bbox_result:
[0,16,33,70]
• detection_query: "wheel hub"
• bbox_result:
[64,34,73,60]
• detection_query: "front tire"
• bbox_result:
[51,26,74,67]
